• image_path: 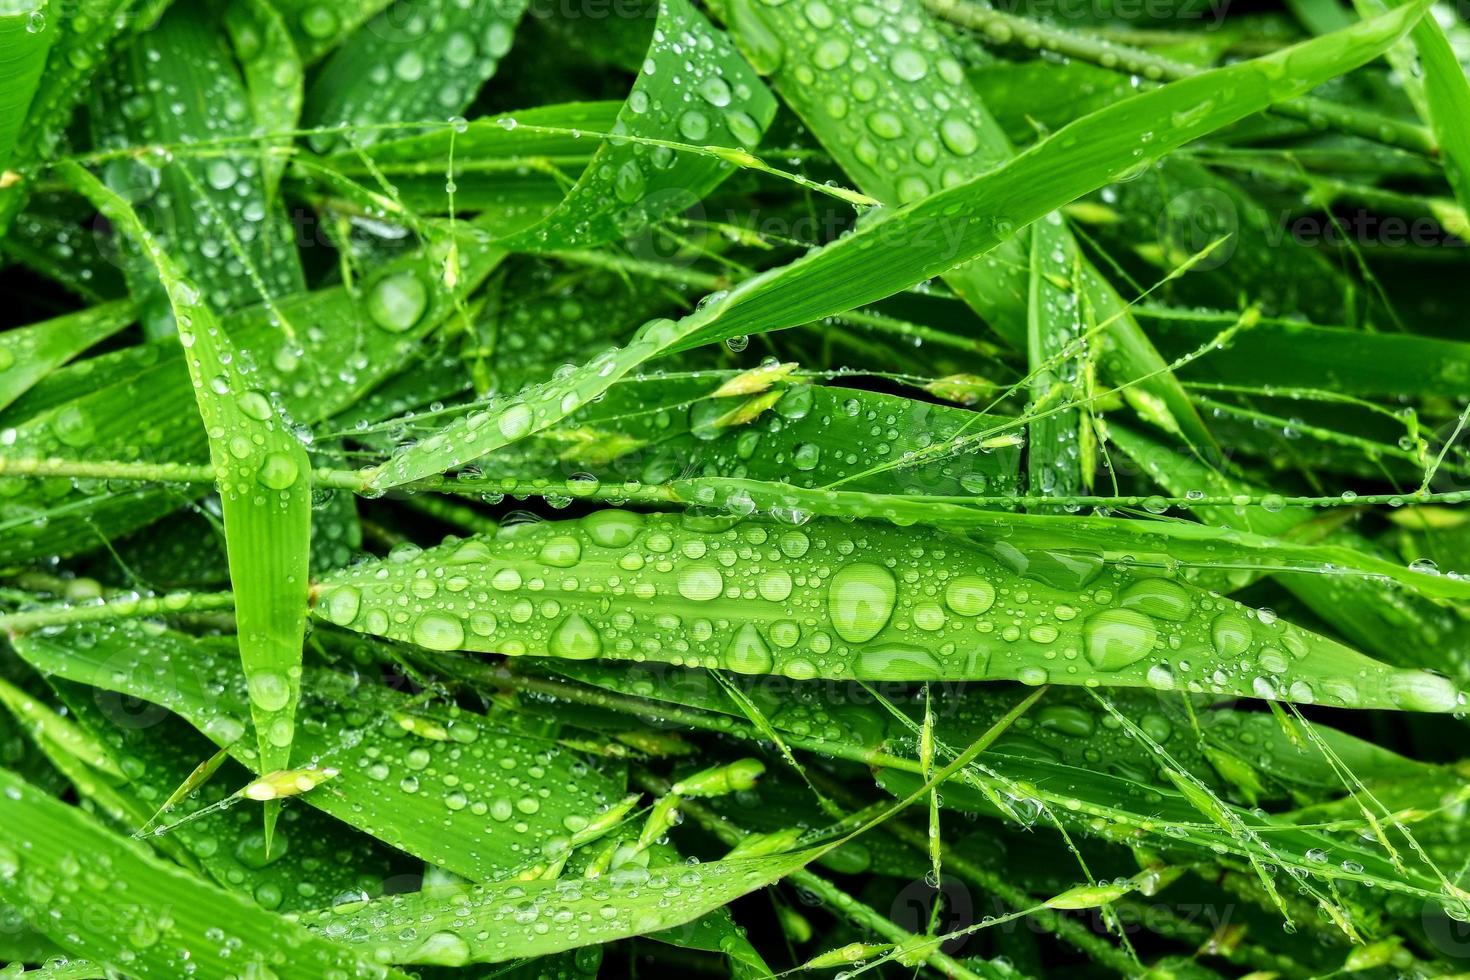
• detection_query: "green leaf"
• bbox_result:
[272,0,394,64]
[59,161,314,832]
[89,0,305,338]
[1026,211,1085,501]
[301,848,817,965]
[312,511,1462,710]
[1108,422,1470,685]
[0,0,55,176]
[0,765,404,979]
[225,0,305,201]
[0,299,134,413]
[367,1,1427,488]
[304,0,529,151]
[1351,0,1470,223]
[13,622,629,884]
[719,0,1214,451]
[0,234,503,564]
[0,0,159,236]
[458,377,1022,498]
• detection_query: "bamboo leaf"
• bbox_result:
[58,161,314,835]
[12,622,629,884]
[301,848,816,965]
[0,299,133,412]
[312,512,1462,710]
[89,0,305,337]
[224,0,305,201]
[304,0,530,151]
[719,0,1215,450]
[0,766,404,978]
[0,0,55,177]
[367,1,1429,488]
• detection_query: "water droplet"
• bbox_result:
[550,613,602,660]
[1082,609,1157,671]
[413,612,465,651]
[724,623,774,674]
[828,563,896,643]
[257,452,299,490]
[944,575,995,616]
[1118,578,1192,622]
[538,535,582,567]
[583,510,643,547]
[367,273,428,332]
[248,671,290,711]
[323,585,361,626]
[678,564,724,601]
[890,47,927,81]
[1210,611,1253,657]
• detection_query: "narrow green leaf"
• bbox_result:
[1108,423,1470,685]
[303,0,528,152]
[0,0,160,236]
[225,0,305,200]
[90,0,305,337]
[301,847,815,965]
[0,766,403,979]
[13,622,628,884]
[0,234,503,564]
[312,512,1462,710]
[720,0,1215,451]
[1027,211,1085,501]
[272,0,394,64]
[1351,0,1470,223]
[0,299,134,413]
[59,161,314,833]
[0,0,55,176]
[368,1,1428,488]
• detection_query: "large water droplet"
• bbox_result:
[1118,578,1192,622]
[724,623,773,674]
[944,575,994,616]
[367,273,428,332]
[828,563,896,643]
[413,612,465,651]
[257,452,299,490]
[1210,611,1253,657]
[1082,609,1158,671]
[678,564,724,601]
[583,510,643,547]
[550,613,602,660]
[322,585,360,626]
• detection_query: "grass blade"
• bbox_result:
[0,299,133,412]
[312,512,1462,710]
[0,766,402,978]
[367,1,1428,488]
[303,0,529,151]
[59,160,313,843]
[89,0,304,337]
[0,0,54,177]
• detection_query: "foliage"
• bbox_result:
[0,0,1468,975]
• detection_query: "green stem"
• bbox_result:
[814,773,1140,975]
[635,772,990,980]
[0,590,236,635]
[924,0,1437,156]
[8,454,1465,510]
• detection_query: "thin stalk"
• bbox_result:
[0,591,236,634]
[5,455,1467,511]
[636,771,989,980]
[924,0,1437,156]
